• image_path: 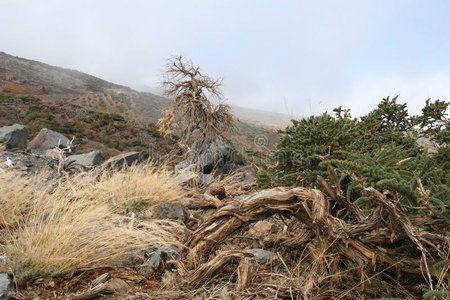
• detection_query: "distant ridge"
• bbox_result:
[0,51,282,149]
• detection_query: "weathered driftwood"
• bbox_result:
[185,186,449,279]
[187,250,271,289]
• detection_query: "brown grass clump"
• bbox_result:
[0,173,45,230]
[0,172,184,286]
[80,165,185,213]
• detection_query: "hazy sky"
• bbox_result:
[1,0,450,117]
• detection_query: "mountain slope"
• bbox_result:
[0,51,281,150]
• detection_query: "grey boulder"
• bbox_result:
[66,150,104,168]
[141,245,180,277]
[27,128,70,156]
[174,167,199,185]
[0,273,15,300]
[0,124,28,150]
[103,152,139,169]
[153,202,189,223]
[176,135,242,175]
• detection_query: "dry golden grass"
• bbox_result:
[0,170,185,285]
[79,165,185,213]
[0,173,46,230]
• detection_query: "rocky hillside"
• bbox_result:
[0,93,174,158]
[0,52,281,150]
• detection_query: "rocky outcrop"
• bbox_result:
[103,152,139,169]
[140,245,180,277]
[0,124,28,150]
[176,136,242,175]
[0,151,57,176]
[27,128,70,156]
[153,202,189,223]
[65,150,104,168]
[174,167,199,185]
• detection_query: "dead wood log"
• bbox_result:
[185,187,323,266]
[236,258,256,291]
[185,187,449,277]
[187,250,270,288]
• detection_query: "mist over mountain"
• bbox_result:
[0,51,284,149]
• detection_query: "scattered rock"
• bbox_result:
[140,245,180,277]
[174,167,199,185]
[0,151,57,176]
[106,278,129,295]
[0,273,15,300]
[27,128,70,156]
[0,124,28,150]
[112,249,146,269]
[103,151,139,169]
[153,203,189,223]
[244,249,277,264]
[66,150,105,168]
[176,135,242,175]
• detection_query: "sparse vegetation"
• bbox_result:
[0,93,176,156]
[0,169,185,286]
[1,52,449,299]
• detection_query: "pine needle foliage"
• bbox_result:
[258,97,449,298]
[258,96,449,218]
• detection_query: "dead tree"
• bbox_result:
[158,56,234,145]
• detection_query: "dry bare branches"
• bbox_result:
[183,185,449,296]
[158,56,233,144]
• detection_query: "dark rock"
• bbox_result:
[112,249,146,269]
[103,152,139,169]
[0,151,57,176]
[176,135,242,175]
[106,278,129,295]
[153,203,189,223]
[0,124,28,150]
[0,273,15,300]
[66,150,104,168]
[27,128,70,156]
[140,245,180,277]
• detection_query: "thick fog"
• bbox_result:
[1,0,450,117]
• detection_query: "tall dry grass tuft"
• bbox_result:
[80,165,185,213]
[0,171,185,285]
[0,173,47,230]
